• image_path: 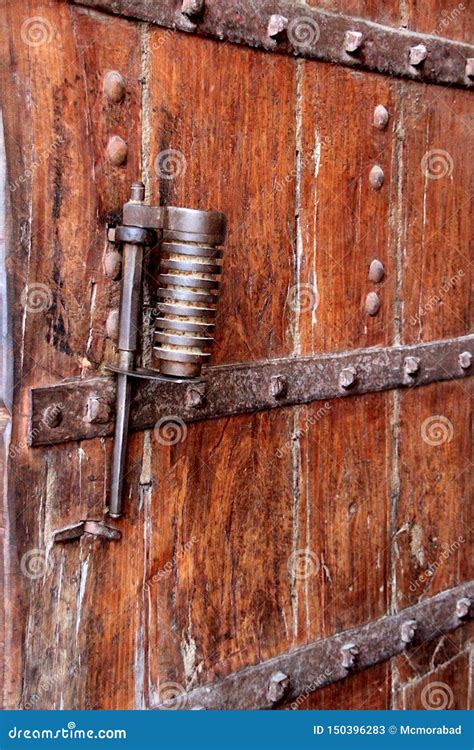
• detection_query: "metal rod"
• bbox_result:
[109,183,146,517]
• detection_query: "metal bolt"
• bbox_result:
[103,70,126,103]
[106,310,120,339]
[267,14,288,40]
[404,356,420,376]
[267,671,290,703]
[400,619,417,644]
[130,181,145,201]
[104,250,122,280]
[455,597,471,619]
[409,44,428,67]
[85,396,111,425]
[368,259,385,283]
[373,104,390,130]
[341,643,359,669]
[458,351,472,370]
[181,0,204,17]
[270,374,288,398]
[339,366,357,389]
[466,58,474,79]
[344,30,363,54]
[365,291,381,316]
[42,404,63,428]
[369,165,385,190]
[185,387,204,408]
[107,135,128,166]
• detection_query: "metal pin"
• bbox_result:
[267,14,288,40]
[410,44,428,67]
[400,619,417,644]
[341,643,359,669]
[339,366,357,389]
[344,30,363,54]
[458,351,472,370]
[404,356,420,377]
[270,375,288,398]
[267,671,290,703]
[455,597,471,619]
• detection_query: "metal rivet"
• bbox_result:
[85,396,111,425]
[181,0,204,17]
[373,104,390,130]
[103,70,126,103]
[369,165,385,190]
[339,366,357,390]
[458,351,472,370]
[341,643,359,669]
[104,250,122,280]
[368,259,385,283]
[107,227,116,243]
[400,619,417,644]
[107,135,128,166]
[455,597,471,619]
[270,374,288,398]
[365,291,381,316]
[106,310,120,339]
[185,387,204,408]
[267,671,290,703]
[404,356,420,376]
[344,30,363,54]
[409,44,428,67]
[42,404,62,428]
[267,14,288,40]
[466,58,474,79]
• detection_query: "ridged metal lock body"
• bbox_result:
[154,207,227,378]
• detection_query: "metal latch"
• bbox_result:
[107,181,227,518]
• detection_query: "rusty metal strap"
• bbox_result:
[70,0,474,88]
[152,582,473,710]
[29,334,472,446]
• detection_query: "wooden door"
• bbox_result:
[1,0,472,711]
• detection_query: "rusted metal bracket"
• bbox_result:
[52,520,122,543]
[71,0,474,88]
[151,582,473,710]
[29,334,472,447]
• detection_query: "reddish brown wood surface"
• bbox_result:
[0,0,472,711]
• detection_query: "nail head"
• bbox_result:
[344,30,363,53]
[369,165,385,190]
[368,259,385,283]
[103,70,126,103]
[458,351,472,370]
[365,291,381,316]
[373,104,390,130]
[107,136,128,166]
[410,44,428,67]
[339,366,357,389]
[267,14,288,40]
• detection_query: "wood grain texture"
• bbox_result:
[396,651,471,709]
[403,0,473,42]
[146,30,297,365]
[398,82,472,345]
[282,660,391,710]
[293,393,390,644]
[394,380,472,610]
[299,64,398,354]
[146,411,296,700]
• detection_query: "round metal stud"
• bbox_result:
[107,135,128,166]
[368,259,385,283]
[103,70,126,103]
[365,291,381,316]
[373,104,389,130]
[369,165,385,190]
